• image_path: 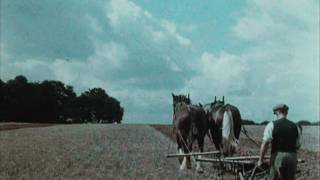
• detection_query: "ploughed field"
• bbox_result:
[151,124,320,179]
[0,124,215,179]
[0,123,319,179]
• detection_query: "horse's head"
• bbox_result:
[208,96,225,123]
[208,96,239,156]
[172,93,191,111]
[211,96,225,109]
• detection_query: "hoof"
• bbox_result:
[196,167,204,173]
[186,159,192,169]
[187,164,192,169]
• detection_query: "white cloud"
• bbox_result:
[175,34,191,46]
[1,57,55,81]
[161,20,176,34]
[89,41,128,69]
[179,24,198,33]
[189,0,319,121]
[161,20,191,46]
[1,0,194,123]
[233,12,275,42]
[164,56,182,72]
[1,0,318,123]
[86,15,103,34]
[150,31,166,44]
[106,0,191,47]
[107,0,143,26]
[184,52,248,103]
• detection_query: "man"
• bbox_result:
[258,104,301,180]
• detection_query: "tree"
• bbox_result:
[0,75,123,124]
[78,88,123,123]
[39,80,78,123]
[312,121,320,126]
[260,121,270,125]
[4,75,30,122]
[242,119,256,125]
[297,120,312,126]
[0,79,6,122]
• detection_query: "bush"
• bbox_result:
[242,119,256,125]
[260,121,270,125]
[297,120,312,126]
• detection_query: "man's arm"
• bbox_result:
[296,125,302,150]
[258,121,273,166]
[258,141,269,165]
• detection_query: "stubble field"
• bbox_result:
[151,124,320,179]
[0,123,319,179]
[0,124,212,179]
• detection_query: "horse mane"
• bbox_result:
[211,102,224,111]
[203,103,211,110]
[222,105,239,155]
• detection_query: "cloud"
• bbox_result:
[107,0,143,26]
[0,0,107,60]
[184,52,248,102]
[1,0,318,123]
[160,20,191,46]
[236,0,319,121]
[1,0,194,123]
[187,0,319,121]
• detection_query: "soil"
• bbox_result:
[150,124,320,179]
[0,122,56,131]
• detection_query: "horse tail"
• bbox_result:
[222,107,239,155]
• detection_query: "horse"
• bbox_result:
[172,93,209,172]
[204,96,242,156]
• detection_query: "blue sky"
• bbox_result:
[1,0,319,123]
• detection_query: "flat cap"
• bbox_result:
[273,104,289,112]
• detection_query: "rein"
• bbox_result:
[241,126,260,148]
[172,102,192,154]
[172,119,198,165]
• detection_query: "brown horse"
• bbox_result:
[204,96,242,156]
[172,93,209,172]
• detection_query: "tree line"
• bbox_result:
[0,75,124,124]
[242,119,319,126]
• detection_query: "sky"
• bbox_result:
[1,0,319,123]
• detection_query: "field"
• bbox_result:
[151,125,320,179]
[0,124,212,179]
[0,123,319,179]
[0,122,55,131]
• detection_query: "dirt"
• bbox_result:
[0,123,318,179]
[0,124,211,179]
[0,122,56,131]
[150,124,320,180]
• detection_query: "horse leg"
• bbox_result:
[210,128,221,150]
[196,135,205,173]
[180,134,189,170]
[219,144,225,158]
[176,134,183,164]
[186,135,194,169]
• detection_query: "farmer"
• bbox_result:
[258,104,301,180]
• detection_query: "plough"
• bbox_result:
[166,152,305,180]
[166,151,220,158]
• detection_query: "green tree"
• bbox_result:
[79,88,123,123]
[0,75,123,124]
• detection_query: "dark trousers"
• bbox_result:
[269,152,297,180]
